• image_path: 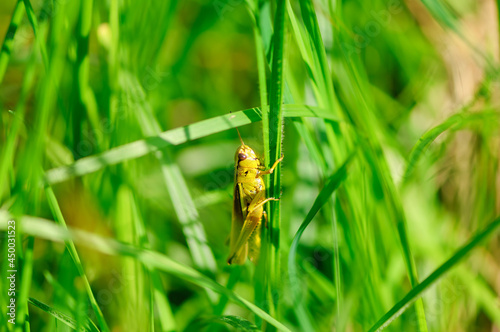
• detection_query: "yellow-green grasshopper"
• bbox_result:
[227,131,283,265]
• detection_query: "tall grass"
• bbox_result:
[1,0,500,331]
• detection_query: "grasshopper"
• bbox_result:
[227,131,283,265]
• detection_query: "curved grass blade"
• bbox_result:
[404,111,500,179]
[44,104,339,185]
[368,216,500,331]
[0,213,291,332]
[288,154,353,331]
[28,297,99,332]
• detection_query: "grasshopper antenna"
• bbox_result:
[236,128,245,146]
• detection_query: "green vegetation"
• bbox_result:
[1,0,499,331]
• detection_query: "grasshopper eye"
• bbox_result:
[238,153,247,161]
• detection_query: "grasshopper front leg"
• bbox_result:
[259,156,284,176]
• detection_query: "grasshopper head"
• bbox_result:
[235,130,260,166]
[235,145,259,166]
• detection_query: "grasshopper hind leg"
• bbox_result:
[248,221,261,263]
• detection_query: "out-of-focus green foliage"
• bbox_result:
[1,0,500,331]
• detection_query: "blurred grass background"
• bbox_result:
[0,0,500,331]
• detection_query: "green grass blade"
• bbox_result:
[420,0,459,31]
[288,154,352,331]
[187,315,260,331]
[246,3,272,324]
[44,186,110,332]
[22,0,49,69]
[0,0,24,82]
[122,72,217,278]
[404,110,500,179]
[44,105,339,184]
[297,0,338,111]
[246,2,270,167]
[27,297,98,332]
[368,216,500,331]
[150,259,176,332]
[0,49,37,201]
[267,0,287,319]
[0,213,292,332]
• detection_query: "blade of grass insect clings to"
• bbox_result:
[44,186,110,332]
[0,215,292,332]
[369,216,500,331]
[288,156,352,331]
[0,0,24,82]
[245,1,271,327]
[267,0,287,321]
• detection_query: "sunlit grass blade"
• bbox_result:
[368,216,500,331]
[44,105,339,185]
[297,0,338,111]
[0,213,291,332]
[28,297,99,332]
